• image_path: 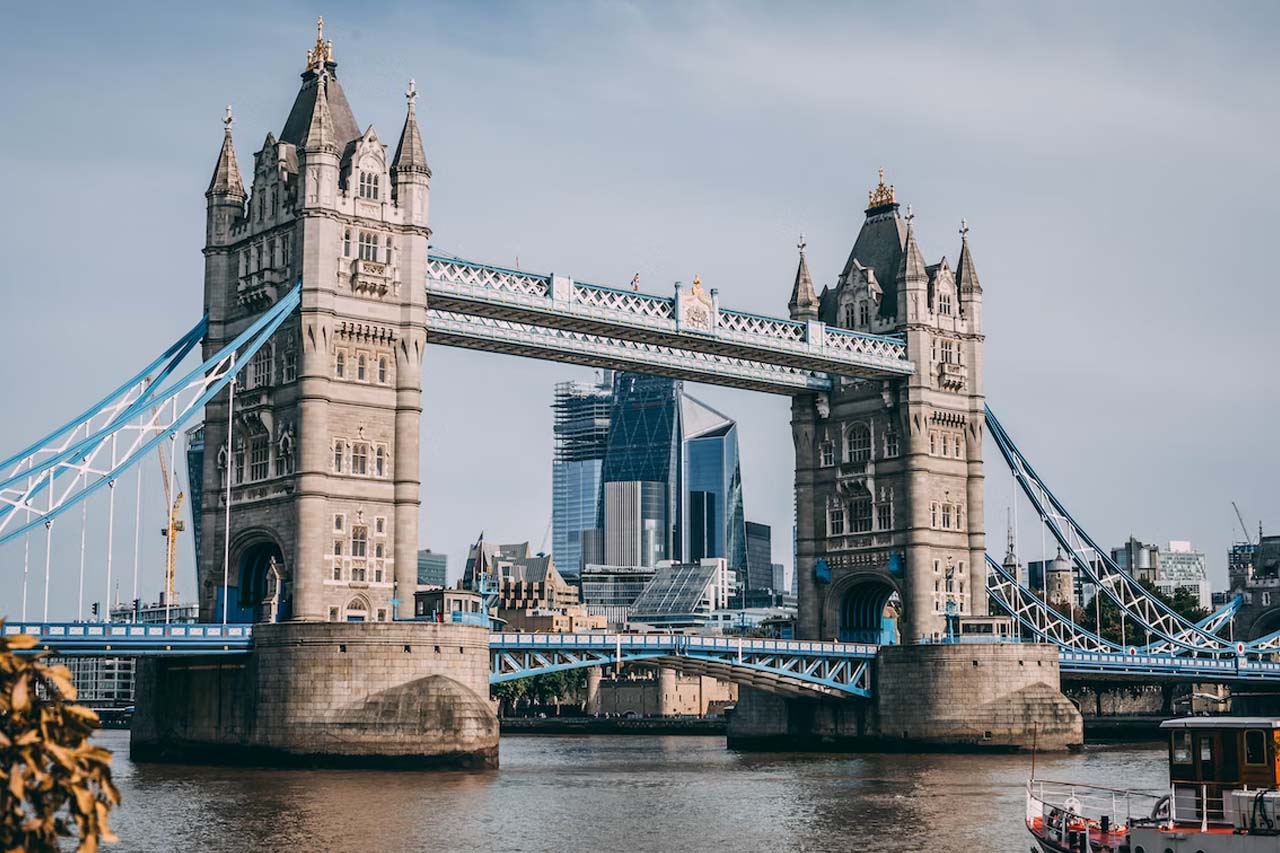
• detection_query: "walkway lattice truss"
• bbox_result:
[425,254,914,394]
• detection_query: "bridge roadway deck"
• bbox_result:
[10,623,1280,689]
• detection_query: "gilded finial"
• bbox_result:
[306,15,334,70]
[223,104,234,134]
[692,274,703,295]
[867,167,896,208]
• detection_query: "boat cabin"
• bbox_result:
[1162,717,1280,790]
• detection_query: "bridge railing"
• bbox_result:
[426,254,912,372]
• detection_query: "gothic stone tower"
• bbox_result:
[199,22,430,623]
[791,173,986,644]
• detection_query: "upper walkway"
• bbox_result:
[425,255,913,394]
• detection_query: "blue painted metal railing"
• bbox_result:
[5,621,253,656]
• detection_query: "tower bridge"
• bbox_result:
[6,20,1280,766]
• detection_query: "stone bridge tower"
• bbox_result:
[198,21,429,622]
[791,173,986,644]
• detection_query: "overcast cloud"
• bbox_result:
[0,1,1276,615]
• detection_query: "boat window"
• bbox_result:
[1200,737,1213,762]
[1246,729,1267,765]
[1172,731,1192,763]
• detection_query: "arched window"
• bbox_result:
[378,357,388,383]
[335,351,345,378]
[846,424,871,463]
[352,526,368,558]
[357,354,367,381]
[343,228,352,257]
[858,301,870,326]
[343,597,369,623]
[939,292,952,316]
[352,443,368,475]
[359,172,380,200]
[375,447,385,477]
[332,440,344,473]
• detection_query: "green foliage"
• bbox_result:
[0,623,119,852]
[490,668,589,714]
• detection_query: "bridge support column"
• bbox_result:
[585,667,602,716]
[131,622,499,768]
[727,643,1081,752]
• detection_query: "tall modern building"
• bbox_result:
[1111,536,1160,584]
[599,373,682,566]
[744,521,773,592]
[681,394,747,577]
[416,549,447,587]
[551,373,613,578]
[1157,540,1210,610]
[562,371,754,576]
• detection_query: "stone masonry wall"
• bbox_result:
[875,643,1081,750]
[132,622,498,768]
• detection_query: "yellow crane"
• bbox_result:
[156,440,185,605]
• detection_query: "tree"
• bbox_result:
[0,626,119,852]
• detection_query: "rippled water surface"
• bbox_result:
[98,730,1166,852]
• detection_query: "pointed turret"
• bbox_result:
[303,71,337,153]
[788,235,819,321]
[956,219,981,296]
[896,215,927,287]
[207,105,246,199]
[391,79,431,228]
[392,79,430,176]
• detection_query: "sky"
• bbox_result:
[0,1,1276,617]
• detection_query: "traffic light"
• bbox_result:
[91,602,100,619]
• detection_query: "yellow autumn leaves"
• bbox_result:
[0,625,119,852]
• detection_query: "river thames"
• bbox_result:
[98,730,1166,852]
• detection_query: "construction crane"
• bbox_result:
[156,438,186,606]
[1234,501,1256,545]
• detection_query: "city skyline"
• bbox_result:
[1,2,1277,618]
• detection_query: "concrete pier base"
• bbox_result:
[131,622,499,769]
[727,642,1082,752]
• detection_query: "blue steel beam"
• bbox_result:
[5,622,253,656]
[488,633,875,698]
[0,285,301,545]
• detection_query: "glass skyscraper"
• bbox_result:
[681,394,747,577]
[600,373,682,567]
[556,371,754,578]
[551,373,614,578]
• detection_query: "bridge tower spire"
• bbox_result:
[197,19,429,623]
[788,234,819,322]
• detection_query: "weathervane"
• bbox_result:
[797,233,807,254]
[223,104,233,134]
[406,78,418,106]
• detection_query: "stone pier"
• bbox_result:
[131,622,499,769]
[728,642,1082,752]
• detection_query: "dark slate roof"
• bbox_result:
[392,103,429,174]
[839,204,907,320]
[956,234,981,294]
[280,63,361,151]
[207,129,245,197]
[788,249,818,319]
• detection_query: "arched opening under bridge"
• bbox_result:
[838,579,900,645]
[229,540,289,623]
